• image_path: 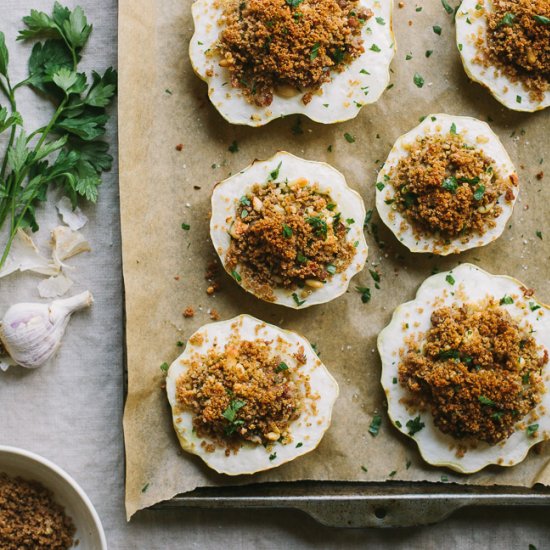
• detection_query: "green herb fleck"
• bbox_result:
[413,73,425,88]
[160,362,169,373]
[276,362,289,373]
[500,295,514,305]
[529,302,541,312]
[268,161,282,182]
[534,15,550,24]
[450,122,457,134]
[181,222,190,230]
[446,274,455,285]
[344,132,355,143]
[361,465,368,472]
[269,452,277,461]
[376,182,385,191]
[527,424,539,437]
[369,269,380,283]
[433,25,442,35]
[406,416,425,435]
[536,230,543,240]
[442,176,458,193]
[370,44,381,52]
[441,0,454,14]
[306,216,328,238]
[296,442,303,448]
[292,292,305,306]
[326,264,337,275]
[310,42,320,61]
[497,12,516,27]
[231,270,242,282]
[141,483,149,493]
[176,341,184,347]
[282,224,293,238]
[425,49,433,57]
[356,286,371,303]
[369,414,382,436]
[228,140,239,153]
[478,395,496,406]
[388,470,397,478]
[473,184,485,201]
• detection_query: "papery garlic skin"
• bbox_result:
[0,291,93,369]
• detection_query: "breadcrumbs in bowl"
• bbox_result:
[0,446,107,550]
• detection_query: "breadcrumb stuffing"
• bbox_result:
[218,0,372,106]
[399,299,547,444]
[389,132,514,241]
[176,339,305,452]
[226,178,355,301]
[0,473,76,550]
[480,0,549,101]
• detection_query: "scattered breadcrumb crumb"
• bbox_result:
[183,307,195,318]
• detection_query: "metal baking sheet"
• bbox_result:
[155,482,550,528]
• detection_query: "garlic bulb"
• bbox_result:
[0,291,93,369]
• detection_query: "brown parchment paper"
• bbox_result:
[119,0,550,519]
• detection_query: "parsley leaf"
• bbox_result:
[413,73,425,88]
[478,395,496,406]
[534,15,550,25]
[0,4,116,268]
[500,295,514,305]
[526,423,539,437]
[497,12,516,27]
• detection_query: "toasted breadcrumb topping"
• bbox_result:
[226,178,355,302]
[388,132,515,241]
[399,299,547,445]
[176,339,305,452]
[478,0,549,101]
[217,0,372,106]
[0,473,76,550]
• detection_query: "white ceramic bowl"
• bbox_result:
[0,446,107,549]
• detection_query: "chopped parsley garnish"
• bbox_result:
[405,53,412,60]
[369,269,380,283]
[536,230,543,240]
[376,182,385,191]
[413,73,425,88]
[534,15,550,25]
[478,395,496,406]
[440,475,448,482]
[441,0,454,14]
[446,274,455,285]
[296,442,303,448]
[222,398,246,423]
[491,411,505,421]
[306,216,328,238]
[395,420,402,427]
[240,196,251,206]
[292,292,305,306]
[516,95,522,104]
[228,140,239,153]
[450,122,457,134]
[268,161,282,182]
[368,414,382,436]
[326,264,337,275]
[406,416,425,435]
[360,68,370,75]
[500,295,514,305]
[457,176,480,184]
[370,44,381,52]
[433,25,442,35]
[310,42,320,60]
[388,470,397,478]
[526,424,539,437]
[425,49,433,57]
[282,224,293,238]
[406,459,412,469]
[285,0,304,7]
[311,343,320,356]
[141,483,149,493]
[276,362,289,373]
[344,132,356,143]
[160,362,169,373]
[361,465,368,472]
[296,251,308,263]
[529,302,541,312]
[356,286,371,303]
[473,184,485,201]
[231,270,242,282]
[442,176,458,193]
[181,222,190,230]
[176,341,184,347]
[437,349,460,360]
[241,210,249,219]
[497,12,516,27]
[269,452,277,461]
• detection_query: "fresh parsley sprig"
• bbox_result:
[0,2,117,269]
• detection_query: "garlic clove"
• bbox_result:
[37,273,74,299]
[51,226,91,267]
[0,291,93,369]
